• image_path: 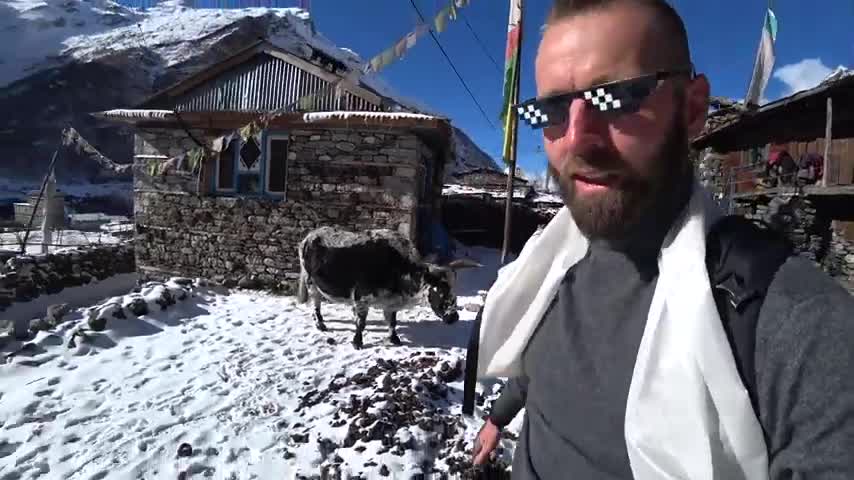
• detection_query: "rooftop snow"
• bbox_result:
[821,65,853,85]
[442,184,529,200]
[302,111,442,122]
[93,109,176,120]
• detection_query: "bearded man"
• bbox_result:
[468,0,854,478]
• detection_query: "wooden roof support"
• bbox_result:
[823,97,833,187]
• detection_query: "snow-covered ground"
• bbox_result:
[0,229,124,255]
[0,247,521,479]
[0,178,131,202]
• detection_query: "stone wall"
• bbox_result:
[737,195,854,282]
[134,126,442,292]
[825,234,854,280]
[744,196,831,262]
[0,244,136,312]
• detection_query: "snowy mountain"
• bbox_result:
[450,128,502,177]
[0,0,499,188]
[821,65,853,85]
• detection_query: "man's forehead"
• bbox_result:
[535,4,662,95]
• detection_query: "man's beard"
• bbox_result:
[550,118,693,241]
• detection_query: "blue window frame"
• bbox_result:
[212,130,289,198]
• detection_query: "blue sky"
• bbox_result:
[312,0,853,176]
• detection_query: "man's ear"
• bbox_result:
[685,73,711,139]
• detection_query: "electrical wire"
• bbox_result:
[408,0,498,131]
[460,12,502,73]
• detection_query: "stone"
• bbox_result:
[363,136,376,144]
[45,303,70,324]
[177,443,193,458]
[309,135,322,141]
[336,142,356,152]
[128,298,149,316]
[88,312,107,332]
[395,167,417,178]
[238,275,259,290]
[397,137,418,149]
[29,318,49,333]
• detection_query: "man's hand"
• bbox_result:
[472,418,501,465]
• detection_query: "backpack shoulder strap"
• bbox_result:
[706,214,793,416]
[462,305,483,416]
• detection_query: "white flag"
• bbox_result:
[745,8,778,106]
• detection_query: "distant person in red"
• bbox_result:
[797,152,824,186]
[766,148,797,186]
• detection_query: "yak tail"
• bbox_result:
[297,269,309,304]
[296,240,309,304]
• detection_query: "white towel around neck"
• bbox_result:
[478,182,769,480]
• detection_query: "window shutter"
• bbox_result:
[217,140,236,190]
[268,138,289,194]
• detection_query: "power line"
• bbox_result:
[408,0,498,131]
[460,12,502,73]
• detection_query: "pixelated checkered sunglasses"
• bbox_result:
[514,68,694,129]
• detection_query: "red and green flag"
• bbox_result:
[500,0,523,163]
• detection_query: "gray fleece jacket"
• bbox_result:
[487,252,854,479]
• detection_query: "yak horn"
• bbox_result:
[446,258,483,269]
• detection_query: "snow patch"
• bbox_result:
[442,184,529,199]
[0,272,138,337]
[0,229,125,255]
[302,111,441,123]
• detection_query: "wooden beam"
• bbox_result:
[823,97,833,187]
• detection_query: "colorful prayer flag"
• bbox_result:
[380,46,395,66]
[745,8,778,106]
[405,31,418,49]
[434,7,449,32]
[394,37,407,58]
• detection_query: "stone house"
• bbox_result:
[94,40,462,292]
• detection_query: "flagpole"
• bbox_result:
[500,0,523,265]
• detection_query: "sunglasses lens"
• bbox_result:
[516,100,565,129]
[582,76,658,115]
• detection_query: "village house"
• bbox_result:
[693,69,854,283]
[93,39,491,292]
[441,167,563,251]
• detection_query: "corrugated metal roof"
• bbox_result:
[155,54,381,113]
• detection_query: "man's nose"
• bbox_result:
[563,97,607,153]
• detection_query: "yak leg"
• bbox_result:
[352,303,368,349]
[384,310,401,346]
[313,296,327,332]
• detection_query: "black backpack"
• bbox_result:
[462,215,793,418]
